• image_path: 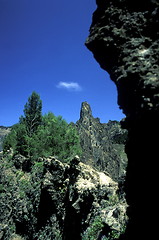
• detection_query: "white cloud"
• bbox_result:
[57,82,82,91]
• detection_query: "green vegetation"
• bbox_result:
[82,214,126,240]
[3,91,82,163]
[22,91,42,136]
[82,216,105,240]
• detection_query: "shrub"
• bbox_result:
[82,216,104,240]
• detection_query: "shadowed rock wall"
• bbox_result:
[86,0,159,239]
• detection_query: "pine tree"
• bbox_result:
[23,91,42,136]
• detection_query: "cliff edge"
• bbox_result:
[86,0,159,239]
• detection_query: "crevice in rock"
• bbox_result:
[37,188,55,230]
[62,203,82,240]
[15,221,27,236]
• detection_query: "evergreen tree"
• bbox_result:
[14,123,28,156]
[23,91,42,136]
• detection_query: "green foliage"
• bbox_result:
[0,184,4,193]
[3,123,28,157]
[14,123,28,156]
[82,215,125,240]
[3,125,17,153]
[34,221,62,240]
[30,112,82,162]
[3,92,82,163]
[22,91,42,136]
[82,216,104,240]
[108,230,120,240]
[108,194,119,206]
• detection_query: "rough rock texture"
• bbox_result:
[76,102,127,182]
[0,154,127,240]
[86,0,159,239]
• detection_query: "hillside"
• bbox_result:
[0,102,128,240]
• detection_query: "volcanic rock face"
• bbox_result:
[86,0,159,239]
[76,102,127,182]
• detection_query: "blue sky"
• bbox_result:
[0,0,125,126]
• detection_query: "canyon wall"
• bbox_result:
[86,0,159,239]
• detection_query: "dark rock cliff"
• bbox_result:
[76,102,127,182]
[86,0,159,239]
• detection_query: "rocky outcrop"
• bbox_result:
[86,0,159,120]
[76,102,127,182]
[0,154,127,240]
[86,0,159,239]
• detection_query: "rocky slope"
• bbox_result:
[76,102,127,182]
[86,0,159,239]
[0,154,127,240]
[0,103,128,239]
